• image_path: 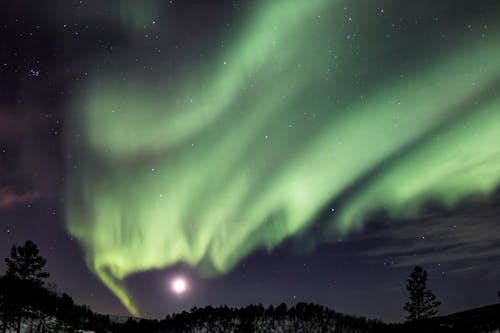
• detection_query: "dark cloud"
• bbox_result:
[0,108,58,206]
[0,186,40,208]
[360,195,500,278]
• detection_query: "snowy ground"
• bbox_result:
[0,315,94,333]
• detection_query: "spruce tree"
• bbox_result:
[404,266,440,321]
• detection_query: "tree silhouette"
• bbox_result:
[0,276,15,333]
[404,266,440,321]
[5,240,49,285]
[3,240,50,333]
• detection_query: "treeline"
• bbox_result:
[114,303,387,333]
[112,303,500,333]
[0,241,110,333]
[0,277,111,333]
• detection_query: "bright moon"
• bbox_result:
[170,277,188,295]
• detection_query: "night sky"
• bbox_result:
[1,0,500,323]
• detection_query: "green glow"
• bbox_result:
[66,1,500,315]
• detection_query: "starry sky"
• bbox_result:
[1,0,500,322]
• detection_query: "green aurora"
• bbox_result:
[66,0,500,315]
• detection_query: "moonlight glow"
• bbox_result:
[170,277,188,295]
[65,0,500,316]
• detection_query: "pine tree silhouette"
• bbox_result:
[5,240,49,285]
[404,266,441,321]
[3,240,50,333]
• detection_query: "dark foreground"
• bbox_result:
[1,277,499,332]
[113,303,500,333]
